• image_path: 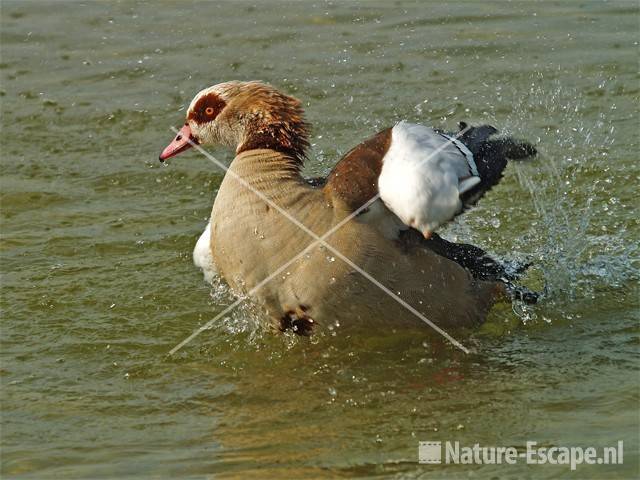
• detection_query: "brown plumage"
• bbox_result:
[229,82,311,166]
[160,81,535,336]
[323,129,392,211]
[209,148,501,333]
[187,92,227,125]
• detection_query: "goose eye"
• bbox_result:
[205,107,214,116]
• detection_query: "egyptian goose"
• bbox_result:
[159,81,536,335]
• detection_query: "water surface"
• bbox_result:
[1,1,639,478]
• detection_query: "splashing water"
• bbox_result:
[504,81,638,321]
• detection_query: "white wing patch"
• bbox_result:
[458,176,482,194]
[438,133,479,177]
[377,122,480,237]
[193,221,217,284]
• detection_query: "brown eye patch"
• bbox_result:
[187,92,226,124]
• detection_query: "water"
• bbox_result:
[1,1,638,478]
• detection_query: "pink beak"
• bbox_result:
[159,124,197,162]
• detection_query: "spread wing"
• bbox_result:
[322,124,479,239]
[323,122,536,238]
[377,122,481,237]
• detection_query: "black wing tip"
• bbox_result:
[458,122,499,137]
[503,139,537,160]
[457,122,537,160]
[508,284,540,305]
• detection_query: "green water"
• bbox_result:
[1,1,638,478]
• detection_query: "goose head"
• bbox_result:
[159,81,310,164]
